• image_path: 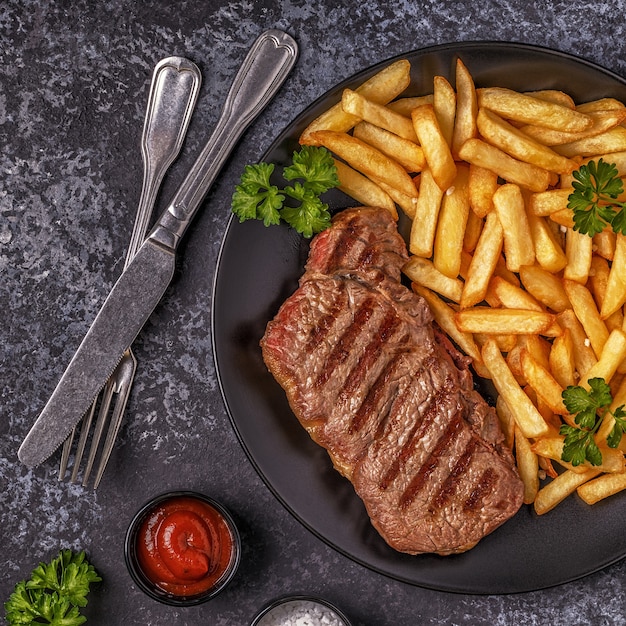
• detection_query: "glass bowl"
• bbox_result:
[251,595,352,626]
[124,490,241,606]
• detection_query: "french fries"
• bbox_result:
[302,56,626,513]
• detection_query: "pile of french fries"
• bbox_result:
[299,58,626,515]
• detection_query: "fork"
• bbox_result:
[58,56,201,488]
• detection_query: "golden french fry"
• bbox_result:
[433,164,470,278]
[342,89,419,141]
[376,180,417,219]
[528,188,571,217]
[534,469,601,515]
[496,395,516,450]
[411,104,457,190]
[460,211,503,309]
[524,89,576,108]
[477,87,593,132]
[601,233,626,319]
[468,164,498,218]
[456,308,556,336]
[555,126,626,157]
[409,169,444,257]
[563,227,593,283]
[402,256,464,303]
[593,229,616,261]
[490,276,543,311]
[463,209,483,254]
[557,309,598,376]
[433,75,456,147]
[451,58,477,158]
[521,108,626,146]
[492,183,535,271]
[300,59,412,143]
[332,159,398,218]
[563,279,609,359]
[412,284,482,363]
[526,212,568,273]
[518,264,570,312]
[387,94,434,116]
[353,121,426,173]
[481,339,550,438]
[458,138,551,192]
[549,328,576,389]
[477,108,578,174]
[515,426,539,504]
[309,130,418,198]
[520,349,567,415]
[579,328,626,387]
[578,472,626,505]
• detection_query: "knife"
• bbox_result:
[18,29,298,468]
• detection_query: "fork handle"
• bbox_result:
[149,29,298,251]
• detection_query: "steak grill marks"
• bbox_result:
[261,207,524,555]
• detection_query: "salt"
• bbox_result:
[255,599,347,626]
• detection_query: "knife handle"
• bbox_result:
[149,29,298,250]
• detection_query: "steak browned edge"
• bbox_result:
[261,207,524,555]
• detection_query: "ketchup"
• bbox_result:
[135,495,237,597]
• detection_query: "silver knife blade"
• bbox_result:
[18,29,298,467]
[18,239,175,467]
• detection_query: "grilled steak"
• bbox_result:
[261,207,524,555]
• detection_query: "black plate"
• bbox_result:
[212,42,626,594]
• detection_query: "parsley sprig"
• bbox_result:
[231,145,339,238]
[5,549,101,626]
[560,377,626,466]
[568,158,626,237]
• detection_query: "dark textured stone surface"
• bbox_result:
[2,1,626,624]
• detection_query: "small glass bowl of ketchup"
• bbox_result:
[124,490,241,606]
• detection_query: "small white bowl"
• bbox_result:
[251,595,352,626]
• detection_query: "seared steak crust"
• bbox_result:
[261,207,524,555]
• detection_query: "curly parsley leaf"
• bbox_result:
[231,146,338,237]
[568,158,626,236]
[560,378,626,466]
[5,550,101,626]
